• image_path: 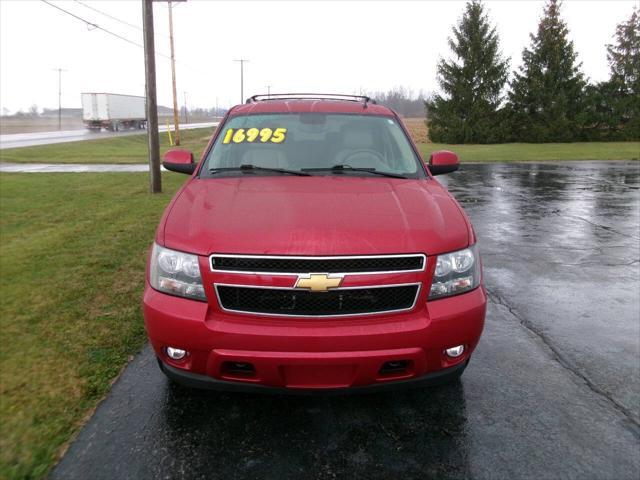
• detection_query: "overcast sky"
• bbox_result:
[0,0,636,113]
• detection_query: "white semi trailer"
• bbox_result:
[81,93,146,131]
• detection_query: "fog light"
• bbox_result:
[445,345,465,358]
[166,347,187,360]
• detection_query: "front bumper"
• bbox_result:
[143,282,486,392]
[159,357,468,394]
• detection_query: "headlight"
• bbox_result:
[149,243,206,301]
[429,245,481,300]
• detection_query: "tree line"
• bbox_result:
[369,87,427,118]
[426,0,639,143]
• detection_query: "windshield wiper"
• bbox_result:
[302,164,407,179]
[208,164,311,176]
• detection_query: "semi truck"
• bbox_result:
[81,93,146,131]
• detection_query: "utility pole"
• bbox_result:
[267,85,271,98]
[53,68,67,130]
[142,0,161,193]
[167,0,180,145]
[183,91,188,124]
[233,59,248,104]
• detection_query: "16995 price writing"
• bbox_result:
[222,127,287,144]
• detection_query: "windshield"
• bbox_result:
[201,113,424,178]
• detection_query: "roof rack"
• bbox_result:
[246,93,377,107]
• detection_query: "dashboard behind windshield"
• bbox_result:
[201,113,424,178]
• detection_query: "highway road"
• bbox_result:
[0,121,219,150]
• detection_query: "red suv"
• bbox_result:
[143,94,486,393]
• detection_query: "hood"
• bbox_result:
[162,176,469,257]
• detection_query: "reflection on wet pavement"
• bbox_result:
[440,161,640,423]
[52,161,640,480]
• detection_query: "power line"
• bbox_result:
[73,0,143,32]
[73,0,169,39]
[41,0,150,51]
[41,0,207,76]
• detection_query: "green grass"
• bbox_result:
[0,173,185,479]
[420,142,639,162]
[0,127,215,164]
[1,126,637,164]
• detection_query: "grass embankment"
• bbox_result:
[2,122,638,164]
[0,127,215,164]
[401,118,639,161]
[420,141,640,162]
[0,173,185,479]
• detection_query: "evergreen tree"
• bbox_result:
[582,8,640,141]
[507,0,586,142]
[605,8,640,140]
[581,82,619,140]
[426,1,509,144]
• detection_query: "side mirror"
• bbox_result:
[163,149,195,174]
[428,150,459,175]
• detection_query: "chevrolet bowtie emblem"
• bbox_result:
[295,273,344,292]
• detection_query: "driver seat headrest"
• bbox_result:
[341,124,374,149]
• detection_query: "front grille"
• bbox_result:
[216,284,420,316]
[211,255,424,274]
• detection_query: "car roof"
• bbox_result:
[229,99,395,117]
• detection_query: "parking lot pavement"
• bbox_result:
[51,161,640,480]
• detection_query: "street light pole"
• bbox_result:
[142,0,161,193]
[53,68,67,130]
[167,0,180,145]
[233,59,248,104]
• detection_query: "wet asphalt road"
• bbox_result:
[0,122,218,150]
[0,163,155,173]
[52,161,640,480]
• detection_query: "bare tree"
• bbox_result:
[369,87,428,117]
